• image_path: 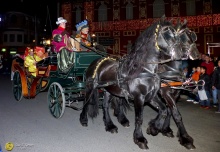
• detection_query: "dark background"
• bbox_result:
[0,0,59,34]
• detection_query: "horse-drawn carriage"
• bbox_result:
[11,16,202,150]
[11,47,103,118]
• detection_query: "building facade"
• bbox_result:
[0,11,46,57]
[61,0,220,57]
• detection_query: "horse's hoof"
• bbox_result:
[185,144,196,150]
[162,131,174,138]
[178,134,195,150]
[137,143,149,150]
[81,123,88,127]
[105,125,118,133]
[146,126,159,136]
[121,120,130,128]
[79,118,88,127]
[134,137,148,150]
[134,140,149,150]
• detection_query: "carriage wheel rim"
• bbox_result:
[47,82,65,118]
[12,71,23,101]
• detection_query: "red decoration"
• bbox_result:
[90,14,220,31]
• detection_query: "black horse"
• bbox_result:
[110,20,200,150]
[79,17,186,149]
[146,20,200,149]
[110,21,199,149]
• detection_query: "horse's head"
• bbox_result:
[155,17,184,61]
[175,19,200,60]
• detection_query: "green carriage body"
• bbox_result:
[12,50,104,118]
[43,51,102,90]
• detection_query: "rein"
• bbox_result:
[71,36,119,58]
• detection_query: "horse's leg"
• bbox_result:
[79,85,94,127]
[161,108,174,137]
[161,89,195,150]
[133,97,148,150]
[111,96,130,127]
[146,95,169,136]
[102,92,118,133]
[160,89,181,137]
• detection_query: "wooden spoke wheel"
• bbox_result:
[47,82,65,118]
[12,71,23,101]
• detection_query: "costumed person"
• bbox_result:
[24,47,46,77]
[75,20,92,51]
[52,17,77,73]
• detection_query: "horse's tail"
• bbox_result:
[110,95,131,115]
[87,88,99,119]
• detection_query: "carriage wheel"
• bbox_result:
[12,71,23,101]
[47,82,66,119]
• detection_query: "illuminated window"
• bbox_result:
[186,0,195,16]
[126,2,133,20]
[98,2,107,21]
[153,0,165,18]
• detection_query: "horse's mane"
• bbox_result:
[121,17,173,78]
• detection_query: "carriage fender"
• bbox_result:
[13,64,29,98]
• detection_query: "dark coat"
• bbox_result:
[212,67,220,89]
[199,73,211,91]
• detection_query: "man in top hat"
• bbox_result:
[52,17,77,73]
[75,20,91,51]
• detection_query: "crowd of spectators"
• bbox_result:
[184,53,220,113]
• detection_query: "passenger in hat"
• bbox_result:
[74,20,91,51]
[52,17,78,73]
[24,47,46,77]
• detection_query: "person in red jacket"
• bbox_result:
[200,54,215,76]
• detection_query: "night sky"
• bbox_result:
[0,0,59,31]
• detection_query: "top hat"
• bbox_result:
[56,17,67,25]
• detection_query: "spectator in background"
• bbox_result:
[186,66,201,104]
[211,59,220,113]
[199,66,211,109]
[201,54,215,76]
[201,53,206,61]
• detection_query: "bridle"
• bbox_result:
[176,28,198,60]
[156,24,183,61]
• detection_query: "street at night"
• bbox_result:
[0,74,220,152]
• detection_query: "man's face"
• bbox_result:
[81,27,89,34]
[205,56,210,62]
[60,22,66,28]
[202,54,206,60]
[201,68,205,74]
[36,51,43,57]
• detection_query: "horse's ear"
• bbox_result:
[175,18,182,31]
[182,19,188,28]
[161,14,166,20]
[183,19,188,26]
[160,14,166,24]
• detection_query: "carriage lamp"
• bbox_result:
[91,34,96,47]
[42,38,51,46]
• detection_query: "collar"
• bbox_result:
[58,26,65,31]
